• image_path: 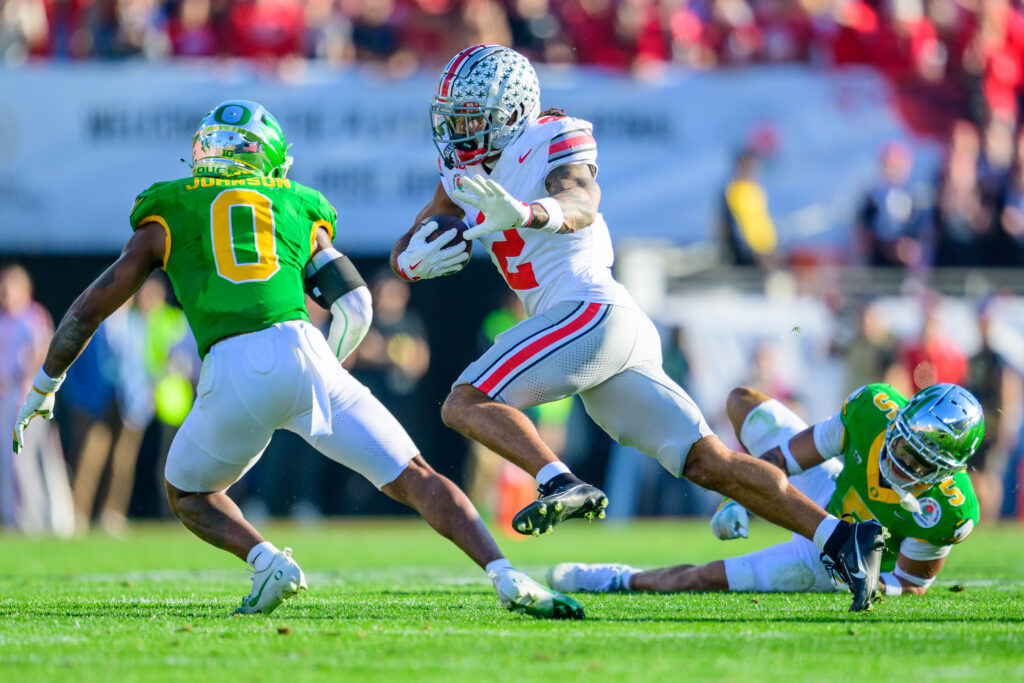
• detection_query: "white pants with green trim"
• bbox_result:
[165,320,417,493]
[722,399,842,593]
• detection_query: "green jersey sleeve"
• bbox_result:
[130,181,172,230]
[297,185,338,243]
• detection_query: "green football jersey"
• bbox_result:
[130,174,337,358]
[827,383,979,571]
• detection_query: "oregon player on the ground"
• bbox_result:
[828,383,981,572]
[128,102,337,357]
[548,383,984,599]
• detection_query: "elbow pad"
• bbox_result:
[305,248,366,309]
[327,286,373,362]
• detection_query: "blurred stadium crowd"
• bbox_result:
[0,0,1019,89]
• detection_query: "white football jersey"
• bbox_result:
[438,115,636,317]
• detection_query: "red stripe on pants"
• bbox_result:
[476,303,603,395]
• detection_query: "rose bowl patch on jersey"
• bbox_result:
[912,497,942,528]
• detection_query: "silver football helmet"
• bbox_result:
[430,45,541,168]
[881,384,985,495]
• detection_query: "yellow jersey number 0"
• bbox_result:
[211,189,280,283]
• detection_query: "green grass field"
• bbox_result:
[1,518,1022,682]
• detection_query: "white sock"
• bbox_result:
[485,558,514,575]
[812,516,841,551]
[620,567,639,591]
[247,541,279,571]
[536,461,571,486]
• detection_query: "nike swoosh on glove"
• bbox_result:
[395,219,469,281]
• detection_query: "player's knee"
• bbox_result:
[382,456,435,504]
[726,386,767,436]
[440,391,464,430]
[164,480,189,519]
[681,437,730,490]
[441,385,486,432]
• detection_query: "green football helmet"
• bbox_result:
[191,100,292,178]
[882,383,985,488]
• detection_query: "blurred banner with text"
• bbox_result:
[0,64,939,253]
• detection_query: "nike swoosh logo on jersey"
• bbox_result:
[519,150,532,163]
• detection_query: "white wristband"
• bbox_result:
[533,197,563,233]
[879,573,903,596]
[894,565,935,589]
[780,440,803,475]
[32,366,64,393]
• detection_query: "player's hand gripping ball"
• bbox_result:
[395,215,472,281]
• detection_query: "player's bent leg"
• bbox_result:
[164,482,264,561]
[381,455,502,569]
[443,386,607,536]
[441,384,561,478]
[163,335,310,615]
[683,435,827,539]
[298,377,583,619]
[444,303,629,536]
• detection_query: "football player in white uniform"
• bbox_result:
[391,45,886,611]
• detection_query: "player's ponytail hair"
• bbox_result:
[540,107,566,118]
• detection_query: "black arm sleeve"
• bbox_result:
[304,254,366,309]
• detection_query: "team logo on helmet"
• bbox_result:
[430,45,541,169]
[192,100,293,178]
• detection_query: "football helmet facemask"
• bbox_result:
[192,100,292,178]
[431,45,540,169]
[881,383,985,489]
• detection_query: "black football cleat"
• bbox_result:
[511,477,609,536]
[821,519,889,612]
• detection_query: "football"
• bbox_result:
[422,214,473,258]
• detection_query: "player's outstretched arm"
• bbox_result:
[45,223,166,377]
[535,162,601,234]
[391,180,466,279]
[13,223,164,453]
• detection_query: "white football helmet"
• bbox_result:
[430,45,541,168]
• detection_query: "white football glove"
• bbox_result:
[451,176,532,240]
[13,368,64,454]
[395,219,470,281]
[710,498,749,540]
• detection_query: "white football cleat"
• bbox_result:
[489,568,584,619]
[547,562,638,593]
[233,547,307,615]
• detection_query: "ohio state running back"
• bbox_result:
[391,45,888,613]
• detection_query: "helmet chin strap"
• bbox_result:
[896,488,922,513]
[881,446,923,513]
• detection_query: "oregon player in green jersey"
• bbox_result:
[548,382,984,601]
[13,99,584,620]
